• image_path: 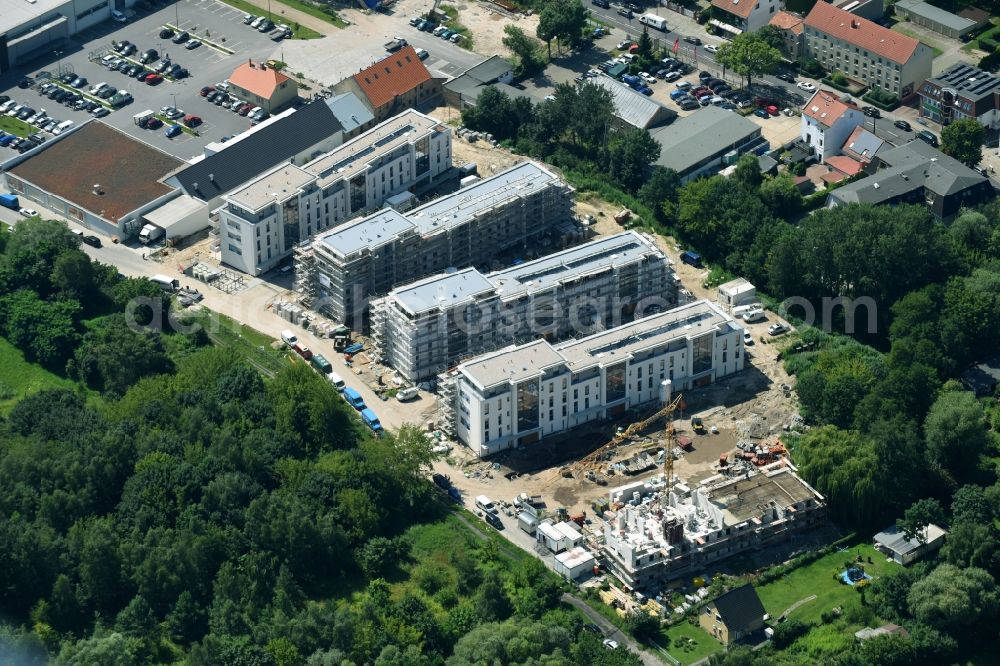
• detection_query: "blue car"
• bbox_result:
[0,134,16,147]
[639,87,653,96]
[165,124,182,138]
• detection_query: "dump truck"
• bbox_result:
[691,417,706,434]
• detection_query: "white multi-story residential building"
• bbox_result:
[304,161,574,330]
[440,300,744,458]
[216,109,450,275]
[803,1,933,99]
[800,89,864,161]
[371,231,676,383]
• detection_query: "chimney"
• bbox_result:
[209,173,215,182]
[851,19,859,28]
[248,58,254,68]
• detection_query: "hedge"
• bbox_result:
[860,91,900,111]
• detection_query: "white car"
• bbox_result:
[704,44,719,53]
[768,323,789,336]
[603,639,619,650]
[797,81,816,92]
[743,330,754,345]
[18,208,39,217]
[111,9,128,22]
[640,72,657,84]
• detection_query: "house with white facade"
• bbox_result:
[711,0,784,34]
[440,299,744,457]
[801,89,863,161]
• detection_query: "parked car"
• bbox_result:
[797,81,816,92]
[776,71,795,83]
[704,44,718,53]
[91,107,110,118]
[144,74,163,85]
[243,13,256,24]
[165,124,183,138]
[159,28,175,38]
[200,86,214,96]
[743,330,754,345]
[140,49,158,63]
[754,108,770,118]
[603,639,619,650]
[18,207,39,217]
[768,323,789,336]
[82,235,101,248]
[893,119,912,131]
[183,114,202,127]
[862,106,880,118]
[916,129,938,147]
[70,76,87,88]
[144,117,163,129]
[172,31,189,44]
[640,72,656,84]
[185,39,201,49]
[111,9,128,22]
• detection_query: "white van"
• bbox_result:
[742,310,766,324]
[396,387,419,402]
[327,372,345,392]
[89,82,109,95]
[52,120,74,135]
[280,329,297,346]
[732,303,763,318]
[475,495,497,514]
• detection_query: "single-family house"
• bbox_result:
[873,523,947,565]
[228,59,298,114]
[801,90,863,161]
[699,584,767,645]
[711,0,784,34]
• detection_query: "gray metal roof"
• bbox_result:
[894,0,975,32]
[491,231,664,299]
[326,92,375,134]
[590,76,677,130]
[874,523,947,556]
[651,106,760,174]
[462,56,514,84]
[843,128,885,161]
[392,267,496,315]
[457,299,733,388]
[406,161,560,235]
[921,62,1000,105]
[832,139,987,204]
[0,0,66,38]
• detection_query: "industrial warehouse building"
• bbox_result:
[440,299,744,457]
[302,161,574,330]
[651,106,766,182]
[893,0,983,39]
[371,231,676,382]
[217,109,451,275]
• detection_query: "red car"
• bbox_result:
[238,103,253,116]
[145,117,163,129]
[766,105,779,116]
[144,73,163,85]
[183,114,202,127]
[200,86,214,97]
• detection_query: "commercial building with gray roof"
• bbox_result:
[306,160,574,330]
[440,299,744,457]
[589,76,677,130]
[651,106,767,182]
[443,55,516,107]
[917,62,1000,130]
[827,139,993,219]
[371,231,676,382]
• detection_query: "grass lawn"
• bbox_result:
[273,0,347,29]
[439,4,474,49]
[184,309,290,377]
[891,24,944,57]
[755,542,895,625]
[0,336,79,414]
[217,0,323,38]
[0,116,33,137]
[663,621,722,665]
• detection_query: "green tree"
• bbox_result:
[714,32,780,89]
[0,289,80,368]
[461,86,515,140]
[924,389,989,479]
[950,484,994,525]
[732,153,762,189]
[908,564,999,634]
[70,314,173,396]
[759,172,803,218]
[50,250,97,303]
[502,25,544,76]
[638,167,680,224]
[941,522,1000,576]
[606,127,660,193]
[756,25,786,51]
[357,537,404,578]
[897,498,944,544]
[940,117,985,167]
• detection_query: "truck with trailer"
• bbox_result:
[138,223,164,244]
[639,13,667,30]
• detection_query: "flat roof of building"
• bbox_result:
[921,62,1000,104]
[457,299,733,388]
[392,267,497,315]
[707,467,820,524]
[651,106,760,175]
[0,0,66,37]
[555,546,596,567]
[491,231,663,300]
[10,121,183,222]
[142,194,205,231]
[407,161,561,235]
[556,299,731,372]
[317,160,563,258]
[226,163,315,211]
[306,109,441,186]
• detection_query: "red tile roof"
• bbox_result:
[711,0,757,19]
[804,2,920,64]
[769,10,803,34]
[802,89,859,127]
[230,60,292,99]
[826,155,863,176]
[10,121,182,222]
[353,46,432,109]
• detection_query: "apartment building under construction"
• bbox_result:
[299,161,574,330]
[370,231,677,383]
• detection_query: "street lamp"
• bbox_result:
[54,49,64,76]
[175,0,180,28]
[171,93,178,111]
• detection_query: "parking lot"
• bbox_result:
[0,0,290,159]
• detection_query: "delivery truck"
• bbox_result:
[0,193,19,210]
[138,223,164,244]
